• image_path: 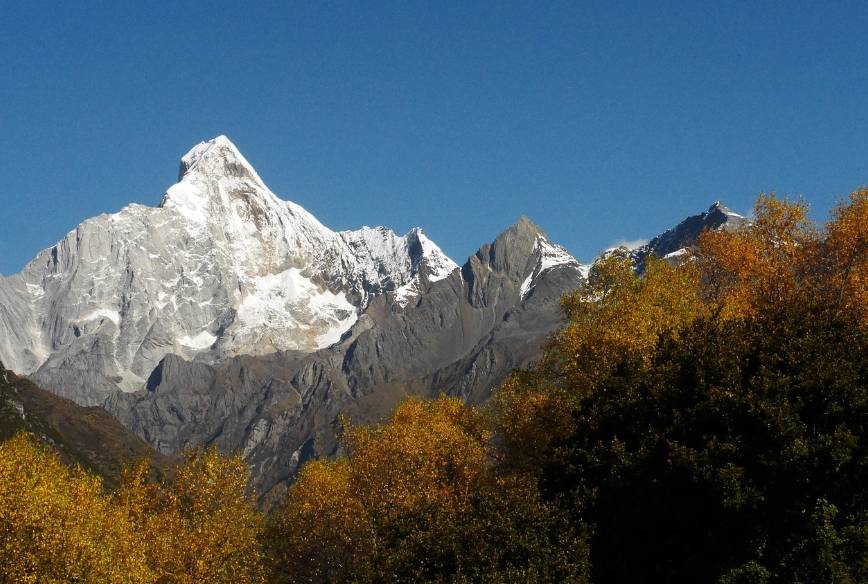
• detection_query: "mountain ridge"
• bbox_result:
[0,135,744,496]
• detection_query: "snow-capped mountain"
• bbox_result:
[520,230,587,299]
[0,134,740,498]
[0,136,456,403]
[594,201,748,273]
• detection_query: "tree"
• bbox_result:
[267,396,588,583]
[117,447,266,584]
[495,193,868,582]
[549,306,867,582]
[0,433,152,583]
[495,253,701,476]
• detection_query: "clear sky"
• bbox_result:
[2,1,867,274]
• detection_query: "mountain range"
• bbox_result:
[0,136,746,498]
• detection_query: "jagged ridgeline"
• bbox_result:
[0,136,744,498]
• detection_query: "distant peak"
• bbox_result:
[177,135,265,186]
[405,226,432,242]
[507,215,544,238]
[707,200,744,219]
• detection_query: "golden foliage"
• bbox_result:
[554,254,701,380]
[0,434,263,584]
[268,396,490,582]
[118,446,266,584]
[495,254,701,472]
[343,396,490,518]
[822,189,868,324]
[267,396,587,583]
[0,433,152,583]
[697,191,868,326]
[266,457,372,582]
[498,191,868,476]
[697,195,816,318]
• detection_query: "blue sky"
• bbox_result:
[2,1,867,274]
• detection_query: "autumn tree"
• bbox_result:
[117,446,266,584]
[495,192,868,582]
[495,253,702,475]
[0,433,153,583]
[818,189,868,324]
[267,396,588,583]
[696,195,817,319]
[547,304,867,582]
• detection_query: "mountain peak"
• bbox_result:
[707,200,745,219]
[177,135,265,187]
[629,200,749,272]
[513,215,542,232]
[161,135,277,222]
[497,216,544,243]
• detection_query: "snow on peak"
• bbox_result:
[391,229,459,307]
[160,135,275,224]
[178,135,265,186]
[519,235,584,299]
[0,135,460,383]
[709,201,745,219]
[410,228,459,282]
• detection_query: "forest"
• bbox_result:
[0,192,865,583]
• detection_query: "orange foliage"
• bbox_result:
[495,254,701,472]
[267,396,587,582]
[822,189,868,324]
[0,434,263,584]
[499,191,868,476]
[698,195,815,318]
[269,396,490,582]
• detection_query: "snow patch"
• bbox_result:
[160,181,209,224]
[663,248,689,260]
[416,231,458,281]
[178,330,217,350]
[237,268,358,349]
[538,237,577,273]
[394,279,421,307]
[520,236,584,299]
[25,283,44,298]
